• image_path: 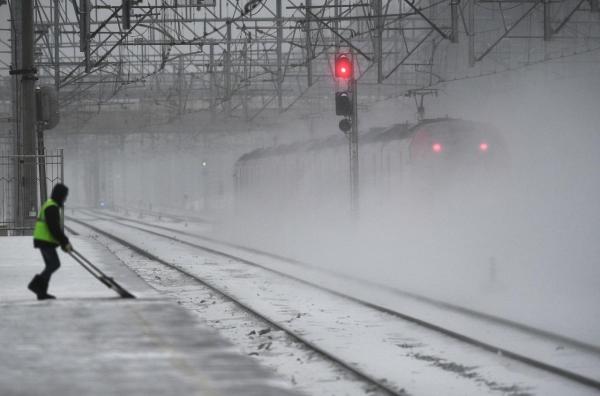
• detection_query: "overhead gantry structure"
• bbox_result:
[2,0,600,122]
[1,0,599,234]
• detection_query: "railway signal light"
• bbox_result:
[333,52,355,134]
[335,54,353,80]
[335,91,352,116]
[339,118,351,133]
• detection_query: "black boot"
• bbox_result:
[39,277,56,300]
[27,274,44,299]
[27,275,56,300]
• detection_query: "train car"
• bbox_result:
[234,117,507,221]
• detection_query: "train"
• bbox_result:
[234,117,508,220]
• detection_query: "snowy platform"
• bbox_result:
[0,237,299,396]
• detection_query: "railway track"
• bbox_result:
[69,209,600,394]
[74,209,599,351]
[69,214,407,396]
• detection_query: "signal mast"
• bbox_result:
[334,52,358,219]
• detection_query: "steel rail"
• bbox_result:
[84,208,600,354]
[68,215,408,396]
[75,208,600,391]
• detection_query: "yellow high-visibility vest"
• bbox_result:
[33,199,60,244]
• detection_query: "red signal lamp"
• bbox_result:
[479,142,489,152]
[335,54,353,80]
[432,143,442,153]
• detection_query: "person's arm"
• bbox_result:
[45,205,70,247]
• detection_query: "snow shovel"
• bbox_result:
[68,249,136,299]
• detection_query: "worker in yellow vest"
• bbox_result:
[29,183,73,300]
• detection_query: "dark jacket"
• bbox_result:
[34,184,70,249]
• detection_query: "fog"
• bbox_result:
[214,61,600,346]
[60,58,600,347]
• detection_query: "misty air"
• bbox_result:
[1,1,599,395]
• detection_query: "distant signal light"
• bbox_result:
[432,143,442,153]
[479,142,489,152]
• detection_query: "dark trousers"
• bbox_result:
[39,246,61,282]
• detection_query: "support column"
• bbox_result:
[243,43,249,120]
[451,0,459,43]
[543,0,552,41]
[10,0,20,232]
[276,0,283,110]
[334,0,340,48]
[35,88,47,204]
[468,0,475,66]
[15,0,39,232]
[374,0,383,83]
[305,0,313,87]
[209,43,215,121]
[80,0,90,72]
[349,78,359,219]
[53,0,60,90]
[177,57,184,115]
[224,21,231,115]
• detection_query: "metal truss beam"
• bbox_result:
[1,0,598,123]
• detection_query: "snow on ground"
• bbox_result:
[72,213,600,396]
[0,237,299,396]
[68,217,380,396]
[91,208,600,384]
